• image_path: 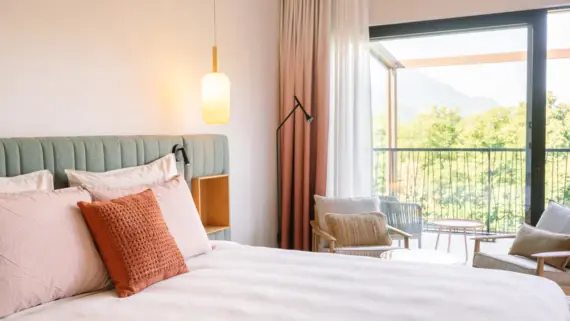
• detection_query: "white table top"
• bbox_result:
[431,219,485,229]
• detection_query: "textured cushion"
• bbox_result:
[314,195,380,232]
[473,252,570,286]
[324,212,392,247]
[0,188,109,318]
[86,176,211,259]
[509,223,570,270]
[77,189,188,298]
[537,201,570,235]
[66,154,177,189]
[0,170,53,193]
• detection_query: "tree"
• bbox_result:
[546,92,570,148]
[461,104,525,148]
[398,106,463,148]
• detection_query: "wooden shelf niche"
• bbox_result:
[191,174,230,235]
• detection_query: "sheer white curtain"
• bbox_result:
[326,0,373,198]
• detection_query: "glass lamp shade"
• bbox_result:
[201,72,230,124]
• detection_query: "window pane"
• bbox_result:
[370,55,388,148]
[545,10,570,204]
[370,26,529,233]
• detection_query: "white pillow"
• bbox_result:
[65,154,177,189]
[537,201,570,235]
[0,170,54,193]
[314,195,380,232]
[86,176,211,259]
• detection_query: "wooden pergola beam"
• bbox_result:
[397,48,570,68]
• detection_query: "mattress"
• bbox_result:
[6,241,570,321]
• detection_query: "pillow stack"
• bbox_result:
[0,154,211,317]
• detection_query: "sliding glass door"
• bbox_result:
[370,10,548,230]
[544,10,570,206]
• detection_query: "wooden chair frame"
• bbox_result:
[472,234,570,294]
[310,220,411,253]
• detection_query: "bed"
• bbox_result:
[1,135,569,321]
[4,241,568,321]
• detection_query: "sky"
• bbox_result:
[372,11,570,109]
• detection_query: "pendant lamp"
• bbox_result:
[201,0,230,124]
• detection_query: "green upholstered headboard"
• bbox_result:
[0,135,229,189]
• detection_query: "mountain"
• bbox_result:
[396,70,499,123]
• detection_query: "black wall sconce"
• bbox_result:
[172,144,190,165]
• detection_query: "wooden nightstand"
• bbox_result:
[191,174,231,241]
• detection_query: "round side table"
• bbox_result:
[432,219,485,262]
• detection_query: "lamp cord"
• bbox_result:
[213,0,217,46]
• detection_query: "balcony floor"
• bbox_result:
[396,231,514,266]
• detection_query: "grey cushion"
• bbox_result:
[0,135,229,188]
[473,252,570,286]
[537,201,570,235]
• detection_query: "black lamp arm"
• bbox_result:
[277,96,312,131]
[294,96,312,121]
[277,105,300,132]
[171,144,190,165]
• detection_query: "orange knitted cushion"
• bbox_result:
[77,189,188,298]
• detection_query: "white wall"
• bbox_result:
[0,0,279,247]
[369,0,570,25]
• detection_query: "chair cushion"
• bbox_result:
[314,195,380,232]
[473,252,570,286]
[509,223,570,270]
[537,201,570,235]
[324,212,392,247]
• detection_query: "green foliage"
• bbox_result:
[399,106,463,148]
[373,92,570,233]
[546,93,570,148]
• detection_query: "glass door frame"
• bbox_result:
[369,10,548,225]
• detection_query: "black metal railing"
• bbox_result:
[373,147,570,233]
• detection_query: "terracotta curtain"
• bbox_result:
[279,0,331,250]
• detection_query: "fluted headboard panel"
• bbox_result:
[0,135,229,189]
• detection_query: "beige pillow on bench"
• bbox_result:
[324,212,392,247]
[509,223,570,271]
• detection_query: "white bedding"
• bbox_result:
[6,241,570,321]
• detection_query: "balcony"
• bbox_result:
[374,147,570,234]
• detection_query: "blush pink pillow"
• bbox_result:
[0,188,110,318]
[87,176,211,260]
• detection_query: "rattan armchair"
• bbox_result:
[310,219,411,256]
[379,197,423,248]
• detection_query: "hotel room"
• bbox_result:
[1,0,570,320]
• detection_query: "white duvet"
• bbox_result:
[6,241,570,321]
